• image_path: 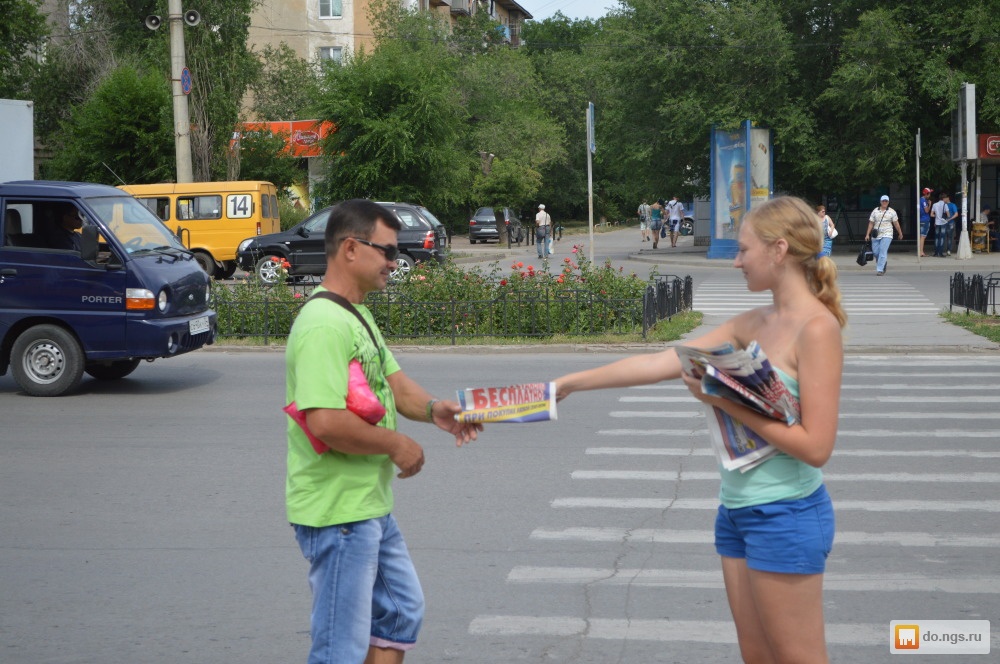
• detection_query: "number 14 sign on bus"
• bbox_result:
[455,382,557,423]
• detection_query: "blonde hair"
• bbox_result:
[745,197,847,328]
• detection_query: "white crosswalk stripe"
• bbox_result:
[468,356,1000,656]
[694,274,941,316]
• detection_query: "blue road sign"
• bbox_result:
[181,67,192,95]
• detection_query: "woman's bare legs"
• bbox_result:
[721,556,828,664]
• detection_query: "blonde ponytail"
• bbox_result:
[745,197,848,328]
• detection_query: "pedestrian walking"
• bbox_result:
[816,204,834,258]
[284,199,482,664]
[553,196,846,664]
[931,193,953,257]
[666,195,684,247]
[638,200,651,243]
[918,187,932,257]
[535,204,551,259]
[649,199,664,249]
[865,195,903,275]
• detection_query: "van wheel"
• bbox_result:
[391,254,415,280]
[216,261,237,280]
[193,251,217,277]
[11,325,85,397]
[85,359,141,381]
[254,256,284,284]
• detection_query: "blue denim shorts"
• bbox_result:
[293,514,424,662]
[715,485,835,574]
[920,220,930,236]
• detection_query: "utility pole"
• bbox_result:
[148,2,198,182]
[168,0,194,183]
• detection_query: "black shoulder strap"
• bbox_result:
[310,290,380,349]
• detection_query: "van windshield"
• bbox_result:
[85,196,187,252]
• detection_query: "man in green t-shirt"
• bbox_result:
[286,199,481,664]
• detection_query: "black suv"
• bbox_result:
[469,206,524,244]
[237,202,447,284]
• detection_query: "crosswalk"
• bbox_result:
[693,274,941,317]
[467,356,1000,660]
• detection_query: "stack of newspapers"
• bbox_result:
[676,341,799,473]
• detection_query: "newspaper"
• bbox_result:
[455,382,557,423]
[676,341,799,472]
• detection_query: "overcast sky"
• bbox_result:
[527,0,620,22]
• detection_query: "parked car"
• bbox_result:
[469,206,524,244]
[236,201,447,284]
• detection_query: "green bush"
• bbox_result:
[212,245,670,342]
[213,261,305,340]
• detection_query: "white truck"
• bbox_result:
[0,99,34,182]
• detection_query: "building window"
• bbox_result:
[319,0,342,18]
[318,47,343,65]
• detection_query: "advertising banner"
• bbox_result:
[232,120,336,158]
[711,127,747,242]
[749,126,773,209]
[708,122,772,259]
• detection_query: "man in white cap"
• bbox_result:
[865,194,903,275]
[535,204,551,259]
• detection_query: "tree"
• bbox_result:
[0,0,49,99]
[248,43,321,121]
[230,129,304,189]
[42,64,175,184]
[315,4,467,209]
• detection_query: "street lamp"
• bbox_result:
[145,2,201,183]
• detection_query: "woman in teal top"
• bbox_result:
[554,196,846,663]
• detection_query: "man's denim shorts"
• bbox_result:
[715,485,834,574]
[294,514,424,662]
[920,220,930,236]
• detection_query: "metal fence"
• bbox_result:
[949,272,995,315]
[215,275,693,342]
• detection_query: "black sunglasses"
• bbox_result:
[350,237,399,262]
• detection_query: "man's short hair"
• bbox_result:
[324,199,401,257]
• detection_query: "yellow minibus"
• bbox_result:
[118,181,280,278]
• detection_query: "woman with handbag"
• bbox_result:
[865,195,903,276]
[553,196,846,663]
[817,205,835,257]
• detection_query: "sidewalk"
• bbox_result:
[448,226,1000,274]
[443,225,1000,353]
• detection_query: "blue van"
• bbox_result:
[0,181,217,396]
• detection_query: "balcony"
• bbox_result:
[450,0,470,15]
[429,0,450,6]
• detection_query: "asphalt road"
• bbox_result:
[1,350,998,663]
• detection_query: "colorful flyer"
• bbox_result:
[455,382,557,423]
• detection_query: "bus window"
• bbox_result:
[261,194,270,219]
[177,195,222,220]
[270,194,278,219]
[138,197,171,221]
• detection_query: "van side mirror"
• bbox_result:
[80,225,99,263]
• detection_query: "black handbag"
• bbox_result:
[856,241,874,266]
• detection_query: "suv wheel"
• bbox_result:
[254,255,284,284]
[392,253,415,279]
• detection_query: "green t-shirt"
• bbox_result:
[285,289,401,527]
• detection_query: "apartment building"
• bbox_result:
[249,0,533,68]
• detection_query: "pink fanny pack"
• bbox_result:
[284,359,387,454]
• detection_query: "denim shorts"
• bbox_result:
[920,220,930,236]
[293,514,424,663]
[715,485,834,574]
